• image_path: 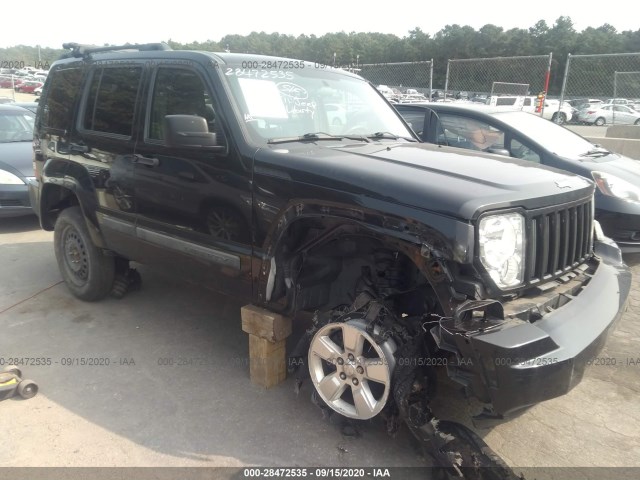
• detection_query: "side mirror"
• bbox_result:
[164,115,224,150]
[485,147,511,157]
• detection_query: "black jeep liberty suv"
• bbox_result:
[30,43,631,470]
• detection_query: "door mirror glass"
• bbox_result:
[164,114,222,149]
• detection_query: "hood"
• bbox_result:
[0,140,33,178]
[556,151,640,183]
[583,153,640,180]
[255,141,593,220]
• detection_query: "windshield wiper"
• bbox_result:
[268,132,369,144]
[367,132,417,142]
[579,148,611,158]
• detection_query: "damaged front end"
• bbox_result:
[290,292,524,478]
[433,242,631,425]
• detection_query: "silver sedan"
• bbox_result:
[578,104,640,125]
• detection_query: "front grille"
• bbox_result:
[525,198,593,284]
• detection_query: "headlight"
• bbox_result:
[592,171,640,203]
[0,169,25,185]
[479,213,525,289]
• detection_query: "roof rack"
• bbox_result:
[61,42,172,58]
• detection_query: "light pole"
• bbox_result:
[356,54,359,68]
[333,52,336,67]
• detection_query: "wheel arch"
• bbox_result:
[257,201,465,317]
[40,181,107,249]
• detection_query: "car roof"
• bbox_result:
[394,102,523,116]
[0,104,35,115]
[11,102,38,111]
[53,44,362,80]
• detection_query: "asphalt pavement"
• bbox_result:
[1,204,639,479]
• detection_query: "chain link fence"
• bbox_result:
[560,53,640,125]
[357,61,433,102]
[614,71,640,99]
[445,54,552,100]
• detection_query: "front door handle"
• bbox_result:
[133,154,159,167]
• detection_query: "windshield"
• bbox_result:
[221,63,414,144]
[494,111,599,157]
[0,110,35,143]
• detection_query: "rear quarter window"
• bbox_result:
[42,66,83,132]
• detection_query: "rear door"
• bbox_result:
[68,62,146,259]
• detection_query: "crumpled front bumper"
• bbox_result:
[434,237,631,418]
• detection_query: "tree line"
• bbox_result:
[2,16,639,95]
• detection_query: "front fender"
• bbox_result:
[256,199,475,315]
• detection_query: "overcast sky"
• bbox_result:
[1,0,636,49]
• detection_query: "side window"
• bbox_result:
[42,67,83,132]
[439,115,505,152]
[510,138,541,163]
[82,67,142,136]
[399,110,425,138]
[148,68,216,142]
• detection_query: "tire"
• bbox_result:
[595,117,606,126]
[635,119,640,125]
[551,112,566,125]
[17,380,38,399]
[54,206,116,301]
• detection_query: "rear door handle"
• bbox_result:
[133,154,159,167]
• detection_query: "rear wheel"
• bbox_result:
[54,206,116,301]
[551,112,567,124]
[595,117,606,126]
[635,119,640,125]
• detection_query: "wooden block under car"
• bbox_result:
[241,304,292,342]
[248,334,287,388]
[241,305,292,388]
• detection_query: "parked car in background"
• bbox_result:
[395,102,640,252]
[34,86,43,96]
[603,98,632,106]
[399,89,428,103]
[15,81,43,94]
[485,95,573,124]
[540,99,574,124]
[0,76,22,88]
[324,103,346,127]
[573,98,604,110]
[376,84,400,102]
[578,104,640,126]
[0,105,36,217]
